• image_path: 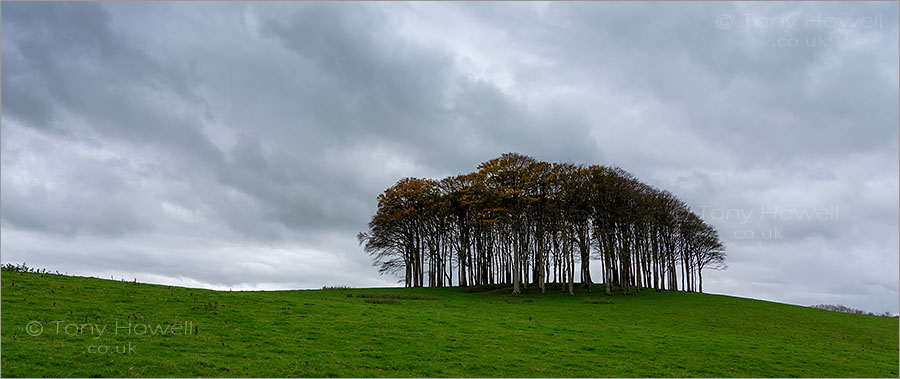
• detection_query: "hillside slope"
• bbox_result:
[1,271,897,377]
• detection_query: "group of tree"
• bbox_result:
[358,153,726,296]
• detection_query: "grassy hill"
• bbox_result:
[1,271,897,378]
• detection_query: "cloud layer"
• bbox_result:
[2,2,897,313]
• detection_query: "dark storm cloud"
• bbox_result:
[1,2,897,313]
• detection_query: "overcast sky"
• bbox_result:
[2,1,897,313]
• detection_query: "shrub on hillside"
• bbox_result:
[810,304,894,317]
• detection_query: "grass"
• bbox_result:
[1,271,897,377]
[349,293,438,301]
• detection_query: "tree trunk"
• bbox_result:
[513,230,521,295]
[567,229,575,296]
[699,270,703,293]
[579,224,592,290]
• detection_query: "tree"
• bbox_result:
[360,154,727,296]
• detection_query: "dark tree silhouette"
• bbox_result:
[360,153,727,295]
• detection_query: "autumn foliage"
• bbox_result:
[359,153,725,295]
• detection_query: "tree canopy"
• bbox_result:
[359,153,726,295]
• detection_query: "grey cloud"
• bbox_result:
[1,1,896,313]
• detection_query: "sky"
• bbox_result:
[2,1,897,314]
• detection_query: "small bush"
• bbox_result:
[810,304,893,317]
[322,285,352,290]
[584,299,614,305]
[352,293,437,300]
[2,262,36,273]
[463,284,512,293]
[364,298,400,305]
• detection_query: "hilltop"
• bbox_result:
[1,271,897,377]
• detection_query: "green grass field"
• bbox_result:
[1,271,897,377]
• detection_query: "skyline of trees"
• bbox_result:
[358,153,726,295]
